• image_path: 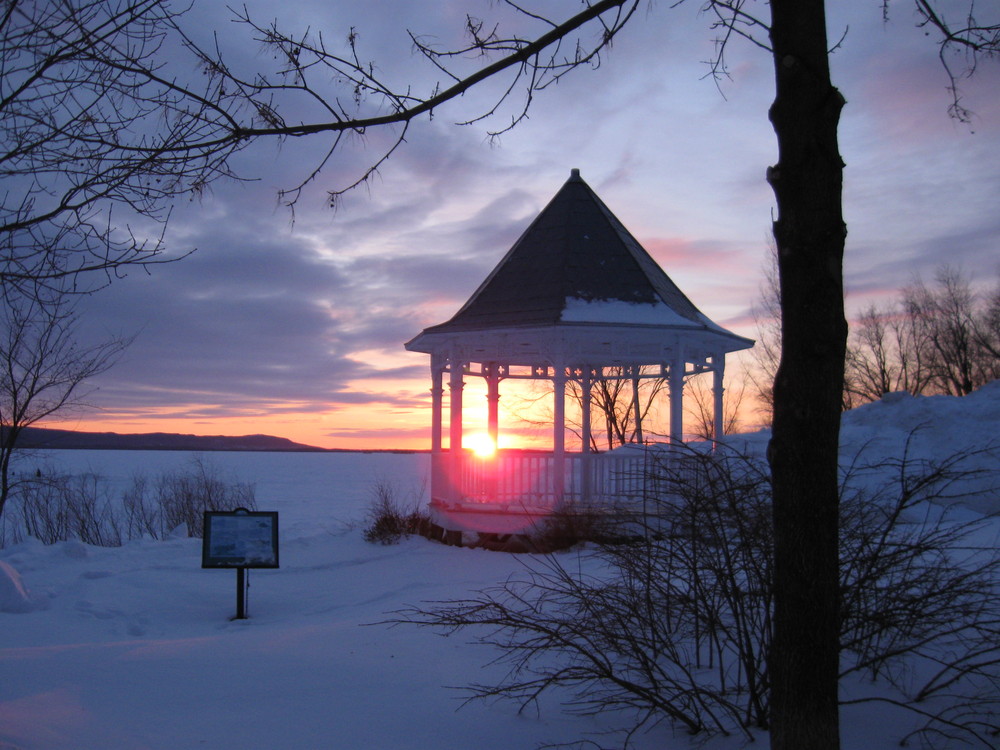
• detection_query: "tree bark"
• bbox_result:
[766,2,847,749]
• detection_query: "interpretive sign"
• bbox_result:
[202,509,279,569]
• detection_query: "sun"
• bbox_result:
[466,433,497,458]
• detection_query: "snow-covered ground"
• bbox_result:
[2,384,999,750]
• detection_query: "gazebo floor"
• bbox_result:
[420,497,649,551]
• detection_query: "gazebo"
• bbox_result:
[405,169,753,542]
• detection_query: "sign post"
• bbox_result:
[236,567,247,620]
[202,508,279,619]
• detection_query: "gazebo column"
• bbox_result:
[553,368,566,504]
[449,358,465,504]
[430,358,445,501]
[581,369,593,504]
[486,363,500,450]
[631,366,643,444]
[669,353,685,445]
[713,356,726,443]
[484,363,501,502]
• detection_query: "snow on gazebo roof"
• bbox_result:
[406,169,753,364]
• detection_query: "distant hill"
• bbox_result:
[10,426,328,452]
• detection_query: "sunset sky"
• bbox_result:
[62,0,1000,450]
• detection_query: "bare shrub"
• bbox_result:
[529,507,633,551]
[363,479,427,545]
[837,438,1000,747]
[7,474,68,545]
[62,473,124,547]
[2,457,256,547]
[9,472,122,546]
[152,457,256,538]
[394,441,1000,747]
[395,449,774,742]
[121,474,161,540]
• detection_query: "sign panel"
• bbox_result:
[202,510,279,569]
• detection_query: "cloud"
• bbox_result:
[56,1,1000,448]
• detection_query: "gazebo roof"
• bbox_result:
[406,169,753,365]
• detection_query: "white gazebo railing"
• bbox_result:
[435,449,687,513]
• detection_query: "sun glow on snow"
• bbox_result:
[466,433,497,458]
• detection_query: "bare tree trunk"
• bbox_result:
[766,2,847,749]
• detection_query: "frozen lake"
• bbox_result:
[12,450,431,536]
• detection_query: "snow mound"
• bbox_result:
[705,382,1000,513]
[838,384,1000,514]
[840,382,1000,453]
[842,380,1000,440]
[0,560,37,613]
